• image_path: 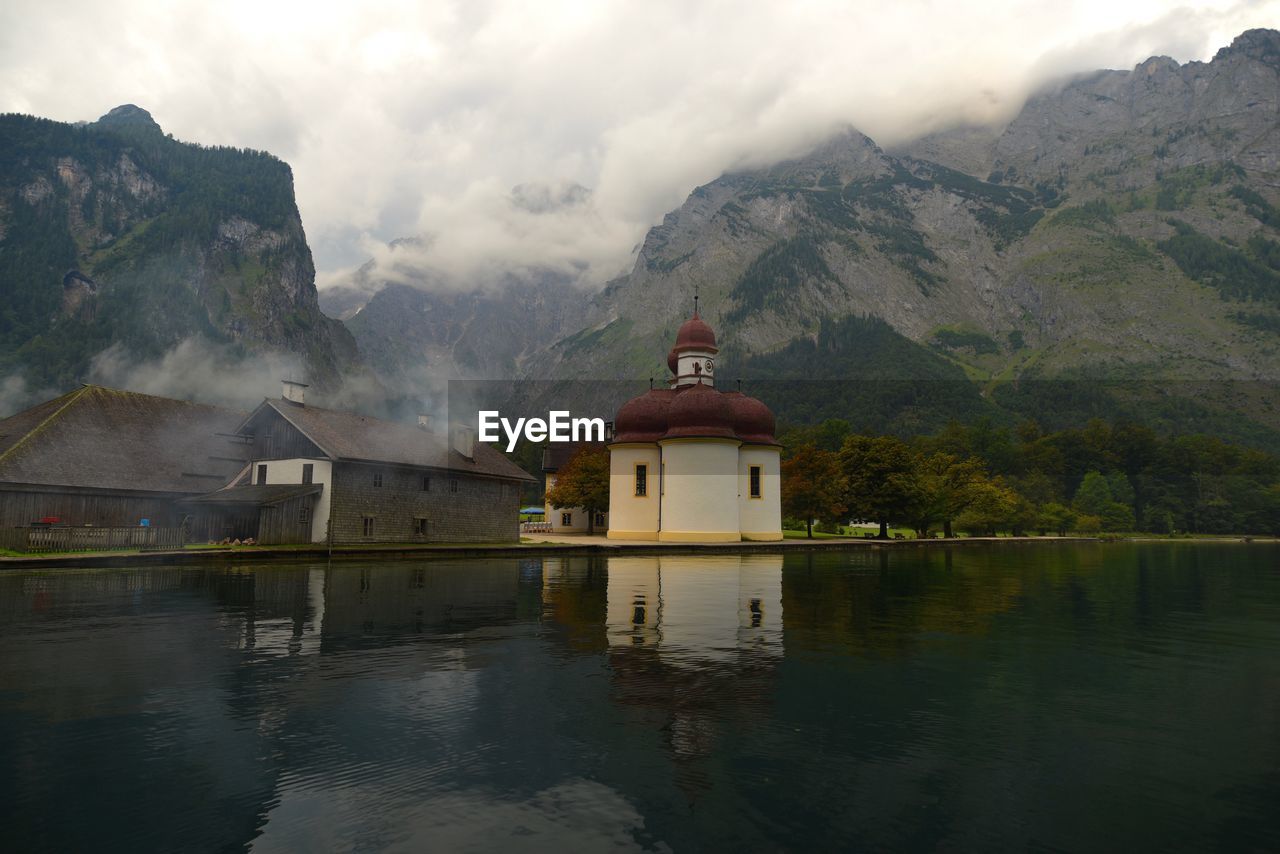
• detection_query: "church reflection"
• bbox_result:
[553,553,788,762]
[603,554,783,663]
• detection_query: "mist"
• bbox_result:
[3,0,1278,294]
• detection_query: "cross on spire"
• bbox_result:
[693,283,700,317]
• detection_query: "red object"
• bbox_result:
[725,391,777,445]
[612,389,674,443]
[612,310,778,446]
[663,382,737,439]
[672,312,718,353]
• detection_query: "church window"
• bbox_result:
[561,512,573,526]
[749,465,762,499]
[635,464,647,497]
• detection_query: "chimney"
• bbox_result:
[451,423,476,460]
[281,379,308,405]
[417,414,433,431]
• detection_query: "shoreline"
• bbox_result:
[1,533,1274,570]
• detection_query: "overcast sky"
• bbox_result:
[3,0,1277,290]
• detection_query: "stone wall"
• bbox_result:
[328,461,522,544]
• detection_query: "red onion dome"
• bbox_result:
[612,389,672,443]
[662,382,737,439]
[725,391,778,445]
[673,312,718,354]
[667,347,678,375]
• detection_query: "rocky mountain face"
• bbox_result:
[321,242,590,382]
[492,29,1280,439]
[0,105,362,393]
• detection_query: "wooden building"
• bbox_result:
[184,382,537,545]
[0,385,248,530]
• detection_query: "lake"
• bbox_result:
[1,543,1278,852]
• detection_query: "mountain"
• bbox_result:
[0,104,362,392]
[321,238,590,382]
[506,29,1280,440]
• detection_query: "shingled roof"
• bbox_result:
[0,385,248,493]
[246,399,537,482]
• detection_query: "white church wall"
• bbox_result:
[738,447,783,541]
[657,439,741,542]
[606,445,661,539]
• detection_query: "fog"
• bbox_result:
[3,0,1276,293]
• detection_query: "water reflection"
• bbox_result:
[0,545,1278,851]
[601,554,782,661]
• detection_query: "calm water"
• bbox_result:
[1,544,1278,852]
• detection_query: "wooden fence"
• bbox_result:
[0,526,185,554]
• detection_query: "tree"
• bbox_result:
[1073,470,1134,532]
[1037,502,1076,536]
[839,435,914,538]
[544,446,610,533]
[1072,470,1114,517]
[901,452,988,538]
[954,477,1021,536]
[782,444,846,538]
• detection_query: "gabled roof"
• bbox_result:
[245,399,537,482]
[0,385,248,493]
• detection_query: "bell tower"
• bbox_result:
[669,292,719,388]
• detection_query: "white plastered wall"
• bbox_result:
[657,439,741,542]
[607,444,661,539]
[738,446,782,541]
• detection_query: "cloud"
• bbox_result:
[83,337,444,420]
[0,373,59,418]
[3,0,1278,290]
[86,339,306,410]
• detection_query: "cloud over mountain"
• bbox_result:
[3,0,1278,288]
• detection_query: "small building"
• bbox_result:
[0,385,247,530]
[185,381,537,544]
[607,310,782,542]
[542,444,609,534]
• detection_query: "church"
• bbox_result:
[607,308,782,542]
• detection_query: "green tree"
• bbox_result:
[544,446,610,533]
[1073,469,1135,532]
[782,444,846,538]
[1072,470,1114,517]
[839,435,914,538]
[954,477,1022,536]
[902,452,988,538]
[1037,502,1077,536]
